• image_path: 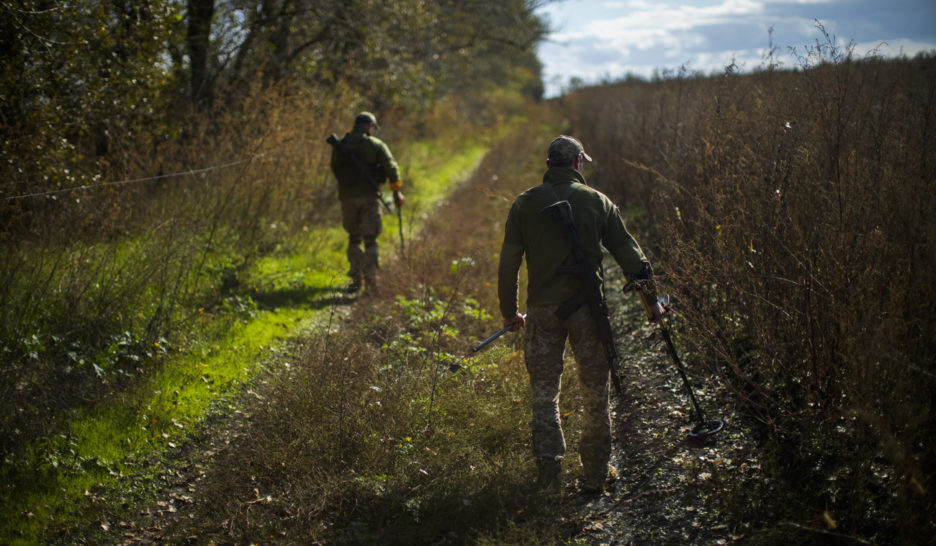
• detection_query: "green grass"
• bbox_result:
[153,114,578,543]
[0,120,512,544]
[4,306,305,544]
[248,225,349,303]
[403,139,489,209]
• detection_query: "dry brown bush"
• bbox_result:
[563,53,935,542]
[164,122,568,543]
[0,83,355,459]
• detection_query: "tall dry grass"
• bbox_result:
[0,83,355,460]
[564,46,935,541]
[158,120,575,543]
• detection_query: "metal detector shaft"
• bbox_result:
[636,291,709,424]
[470,319,520,354]
[396,204,405,257]
[448,314,526,373]
[656,321,709,424]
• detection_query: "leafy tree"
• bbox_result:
[190,0,546,111]
[428,0,547,100]
[1,1,182,200]
[1,0,550,205]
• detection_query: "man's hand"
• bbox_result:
[637,291,666,323]
[503,313,526,332]
[393,190,405,208]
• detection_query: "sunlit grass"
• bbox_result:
[402,141,488,212]
[152,111,573,543]
[248,225,349,298]
[2,305,306,544]
[0,112,508,543]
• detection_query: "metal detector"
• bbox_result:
[633,288,725,438]
[447,314,526,373]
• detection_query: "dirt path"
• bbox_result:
[572,272,758,544]
[104,126,764,545]
[116,280,760,546]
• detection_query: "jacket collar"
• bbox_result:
[543,166,587,186]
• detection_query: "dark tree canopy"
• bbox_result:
[1,1,182,195]
[0,0,550,198]
[202,0,548,107]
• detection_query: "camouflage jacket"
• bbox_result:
[498,167,647,319]
[329,127,400,201]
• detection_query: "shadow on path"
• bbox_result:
[249,283,356,311]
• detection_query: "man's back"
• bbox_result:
[498,166,646,317]
[330,129,399,200]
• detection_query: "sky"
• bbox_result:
[535,0,936,97]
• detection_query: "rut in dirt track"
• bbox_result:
[109,126,760,545]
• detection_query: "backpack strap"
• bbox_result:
[540,182,593,321]
[541,182,580,204]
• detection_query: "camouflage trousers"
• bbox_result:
[341,196,382,286]
[525,304,612,481]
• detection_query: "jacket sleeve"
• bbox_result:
[498,202,525,318]
[604,202,648,276]
[376,140,401,184]
[329,145,341,173]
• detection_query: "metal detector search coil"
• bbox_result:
[690,420,725,438]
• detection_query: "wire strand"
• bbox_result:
[5,154,263,201]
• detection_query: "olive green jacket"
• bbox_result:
[329,127,401,201]
[498,167,647,319]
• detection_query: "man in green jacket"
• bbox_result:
[498,135,663,494]
[330,112,405,296]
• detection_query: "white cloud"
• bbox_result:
[852,38,936,58]
[576,0,765,49]
[537,0,936,96]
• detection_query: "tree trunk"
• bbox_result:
[187,0,214,111]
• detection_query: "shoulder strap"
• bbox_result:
[541,182,580,205]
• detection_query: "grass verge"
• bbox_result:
[0,118,513,544]
[147,108,574,543]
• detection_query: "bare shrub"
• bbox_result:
[563,49,935,541]
[167,116,570,543]
[0,83,353,460]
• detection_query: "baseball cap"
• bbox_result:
[547,135,592,162]
[355,111,378,128]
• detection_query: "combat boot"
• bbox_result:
[345,268,362,293]
[362,272,381,298]
[582,463,618,494]
[536,457,562,494]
